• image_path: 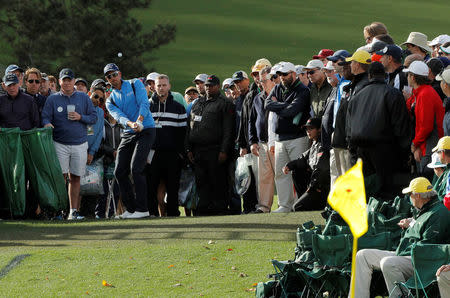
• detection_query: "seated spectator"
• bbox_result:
[431,136,450,201]
[351,177,450,298]
[428,152,447,186]
[283,117,329,211]
[0,73,39,130]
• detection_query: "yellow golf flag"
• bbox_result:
[327,159,368,237]
[327,159,368,298]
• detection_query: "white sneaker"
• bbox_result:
[126,211,150,219]
[272,206,292,213]
[67,210,85,220]
[120,211,134,219]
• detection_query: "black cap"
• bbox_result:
[376,44,402,62]
[327,50,351,62]
[231,70,249,82]
[103,63,120,75]
[302,117,321,129]
[369,41,387,54]
[205,75,220,86]
[75,77,88,86]
[90,78,106,90]
[427,58,444,76]
[59,68,75,80]
[3,73,19,86]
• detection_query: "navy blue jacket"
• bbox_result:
[249,91,269,144]
[265,80,310,141]
[0,91,40,130]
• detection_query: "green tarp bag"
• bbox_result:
[20,128,68,212]
[0,128,26,217]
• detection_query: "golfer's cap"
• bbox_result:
[103,63,119,75]
[327,50,351,62]
[232,70,249,82]
[193,73,208,83]
[345,50,371,64]
[427,152,446,169]
[184,86,198,94]
[5,64,23,74]
[428,34,450,47]
[323,61,335,71]
[251,58,272,73]
[436,69,450,85]
[146,72,160,82]
[276,62,296,74]
[432,136,450,152]
[402,60,429,77]
[402,177,433,194]
[222,78,234,89]
[3,73,19,86]
[304,59,324,70]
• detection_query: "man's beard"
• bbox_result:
[282,76,293,87]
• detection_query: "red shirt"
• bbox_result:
[406,84,444,156]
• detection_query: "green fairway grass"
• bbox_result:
[134,0,450,91]
[0,212,324,297]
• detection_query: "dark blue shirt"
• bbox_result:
[0,91,40,130]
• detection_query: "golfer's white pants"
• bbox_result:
[274,136,309,209]
[256,143,275,212]
[350,249,413,298]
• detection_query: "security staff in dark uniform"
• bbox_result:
[186,75,235,216]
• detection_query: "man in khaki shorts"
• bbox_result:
[42,68,97,220]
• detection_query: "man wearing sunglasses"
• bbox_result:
[42,68,97,220]
[304,59,332,118]
[24,67,47,126]
[265,61,311,213]
[104,63,156,219]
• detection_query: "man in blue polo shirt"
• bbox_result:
[104,63,156,219]
[42,68,97,220]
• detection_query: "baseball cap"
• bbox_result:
[432,136,450,152]
[103,63,119,75]
[75,77,88,86]
[59,68,75,80]
[428,34,450,47]
[5,64,23,74]
[3,73,19,86]
[302,117,321,129]
[427,58,444,76]
[184,86,198,94]
[270,63,281,75]
[345,50,371,64]
[368,41,387,54]
[427,152,446,169]
[312,49,334,59]
[91,78,106,89]
[295,65,306,75]
[304,60,324,70]
[41,73,49,81]
[323,61,335,71]
[232,70,249,82]
[327,50,351,62]
[436,69,450,85]
[402,177,433,194]
[222,78,234,89]
[193,73,208,84]
[402,61,429,76]
[146,72,160,82]
[376,44,402,62]
[251,58,271,73]
[276,62,296,74]
[205,75,220,86]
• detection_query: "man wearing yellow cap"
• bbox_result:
[432,136,450,201]
[351,177,450,298]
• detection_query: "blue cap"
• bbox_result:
[59,68,75,80]
[3,73,19,86]
[326,50,351,62]
[5,64,23,74]
[376,44,402,62]
[103,63,120,75]
[438,57,450,69]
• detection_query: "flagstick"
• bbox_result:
[350,237,358,298]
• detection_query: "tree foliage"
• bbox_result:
[0,0,176,80]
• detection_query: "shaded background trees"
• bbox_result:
[0,0,176,80]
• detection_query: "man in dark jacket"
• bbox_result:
[377,44,408,92]
[346,62,410,198]
[331,50,370,186]
[186,75,235,216]
[283,118,330,211]
[265,61,311,212]
[147,75,187,217]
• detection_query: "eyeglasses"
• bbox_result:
[105,71,119,80]
[93,94,104,101]
[279,72,291,77]
[27,79,40,84]
[307,70,316,75]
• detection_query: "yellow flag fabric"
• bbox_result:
[327,159,368,238]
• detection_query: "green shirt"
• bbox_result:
[433,165,450,201]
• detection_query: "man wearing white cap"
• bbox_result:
[401,32,431,61]
[193,73,208,97]
[437,69,450,136]
[145,72,159,98]
[430,136,450,200]
[304,60,332,118]
[265,61,311,212]
[403,61,444,178]
[320,62,338,153]
[429,34,450,58]
[295,65,310,88]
